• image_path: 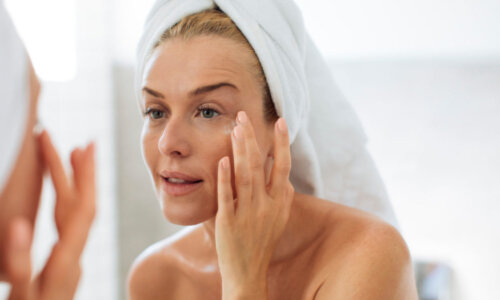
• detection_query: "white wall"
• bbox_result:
[112,0,156,65]
[330,61,500,300]
[295,0,500,60]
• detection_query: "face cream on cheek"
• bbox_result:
[223,120,237,135]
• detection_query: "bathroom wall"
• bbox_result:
[330,60,500,300]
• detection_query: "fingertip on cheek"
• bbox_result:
[220,156,230,170]
[233,124,243,140]
[276,118,287,134]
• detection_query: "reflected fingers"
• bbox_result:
[39,131,71,200]
[61,142,96,254]
[6,218,32,300]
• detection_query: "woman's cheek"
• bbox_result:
[141,127,160,174]
[190,123,232,175]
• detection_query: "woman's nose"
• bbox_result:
[158,119,191,158]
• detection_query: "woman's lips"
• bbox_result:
[160,177,203,197]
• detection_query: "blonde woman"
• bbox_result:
[129,1,418,299]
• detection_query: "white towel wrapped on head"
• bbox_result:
[0,1,29,194]
[136,0,398,227]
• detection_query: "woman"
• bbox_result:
[0,2,96,299]
[129,1,418,299]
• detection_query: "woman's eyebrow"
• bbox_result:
[189,82,238,97]
[143,87,165,98]
[142,82,238,99]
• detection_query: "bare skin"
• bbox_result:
[129,194,416,300]
[129,35,418,300]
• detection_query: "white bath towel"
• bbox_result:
[0,1,28,194]
[136,0,398,227]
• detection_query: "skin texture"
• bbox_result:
[0,61,97,300]
[129,35,419,300]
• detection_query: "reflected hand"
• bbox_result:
[215,111,294,299]
[5,131,96,300]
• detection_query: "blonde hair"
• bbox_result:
[154,8,278,122]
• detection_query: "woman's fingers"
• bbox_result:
[72,143,96,209]
[9,132,96,299]
[70,148,84,193]
[39,131,96,255]
[82,143,96,202]
[231,120,252,211]
[264,156,274,186]
[217,156,234,217]
[60,142,96,254]
[39,131,71,200]
[269,118,292,199]
[236,112,266,195]
[6,218,33,300]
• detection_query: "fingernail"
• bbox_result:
[233,124,243,140]
[277,118,287,133]
[221,156,229,169]
[237,111,248,124]
[33,122,44,136]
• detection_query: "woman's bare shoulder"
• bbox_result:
[127,226,201,299]
[322,200,410,263]
[305,195,418,299]
[298,193,402,244]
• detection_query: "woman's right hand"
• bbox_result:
[5,130,96,300]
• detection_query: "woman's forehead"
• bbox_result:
[143,36,256,97]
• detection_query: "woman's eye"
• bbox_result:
[200,108,219,119]
[146,109,164,120]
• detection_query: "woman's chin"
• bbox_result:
[162,202,216,226]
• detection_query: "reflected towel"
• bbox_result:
[0,1,28,194]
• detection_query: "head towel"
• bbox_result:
[136,0,398,227]
[0,1,29,195]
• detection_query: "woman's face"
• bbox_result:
[141,35,274,225]
[0,62,44,279]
